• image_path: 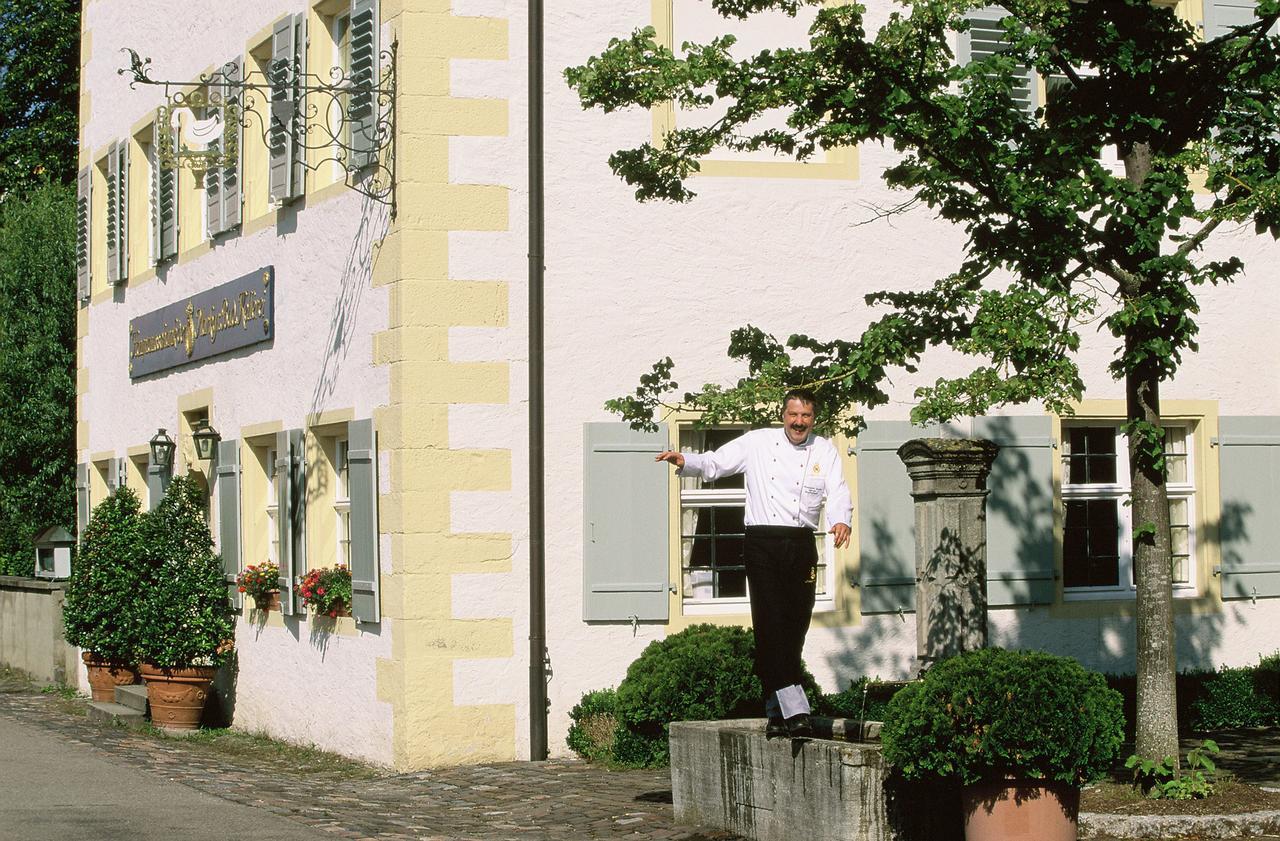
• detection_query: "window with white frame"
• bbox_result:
[678,427,833,607]
[1061,423,1196,595]
[266,446,280,565]
[334,437,351,567]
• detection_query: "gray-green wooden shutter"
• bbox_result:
[583,423,669,622]
[856,422,941,614]
[348,0,379,170]
[204,106,222,238]
[205,58,243,238]
[115,457,126,489]
[106,143,121,285]
[117,141,129,282]
[957,5,1039,117]
[974,415,1056,605]
[76,166,91,301]
[1205,0,1268,40]
[276,429,306,614]
[217,439,243,610]
[1217,416,1280,600]
[146,452,169,511]
[152,122,179,263]
[221,58,243,231]
[269,14,307,205]
[348,418,380,622]
[76,463,90,543]
[106,458,120,492]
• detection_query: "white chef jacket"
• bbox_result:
[678,428,852,531]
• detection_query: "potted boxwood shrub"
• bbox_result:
[63,487,147,700]
[135,475,235,731]
[881,648,1124,841]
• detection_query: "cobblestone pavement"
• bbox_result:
[0,677,737,841]
[3,672,1280,841]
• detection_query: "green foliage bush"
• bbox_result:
[1127,740,1220,800]
[0,182,76,576]
[1190,665,1280,730]
[61,487,146,661]
[814,677,904,721]
[566,688,619,763]
[135,475,234,668]
[881,648,1125,786]
[608,623,820,767]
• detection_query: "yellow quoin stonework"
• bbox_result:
[373,1,516,768]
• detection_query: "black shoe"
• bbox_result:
[785,713,813,738]
[765,716,787,739]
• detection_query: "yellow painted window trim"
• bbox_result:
[649,0,859,183]
[1048,401,1223,619]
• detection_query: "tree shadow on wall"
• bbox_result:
[919,527,985,669]
[307,190,391,426]
[980,416,1055,604]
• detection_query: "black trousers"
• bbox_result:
[744,525,818,705]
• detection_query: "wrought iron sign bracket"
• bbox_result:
[119,44,397,214]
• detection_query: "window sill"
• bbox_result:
[1062,586,1200,602]
[681,596,837,616]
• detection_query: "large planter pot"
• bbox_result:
[139,663,217,731]
[962,779,1079,841]
[82,653,140,701]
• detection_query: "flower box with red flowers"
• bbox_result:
[235,561,280,611]
[298,564,352,618]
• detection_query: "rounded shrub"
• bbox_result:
[566,688,620,762]
[881,648,1125,787]
[135,475,235,668]
[62,486,146,662]
[610,623,821,767]
[1190,665,1280,730]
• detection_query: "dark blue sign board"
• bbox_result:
[129,266,275,379]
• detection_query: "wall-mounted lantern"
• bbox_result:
[150,428,176,469]
[192,421,221,462]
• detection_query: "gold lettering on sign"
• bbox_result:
[130,287,270,364]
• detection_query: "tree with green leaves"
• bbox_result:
[566,0,1280,763]
[0,180,77,576]
[0,0,81,196]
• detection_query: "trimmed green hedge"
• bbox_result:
[881,648,1124,786]
[571,623,821,767]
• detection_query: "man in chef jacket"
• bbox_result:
[656,388,852,737]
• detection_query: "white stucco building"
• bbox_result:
[73,0,1280,768]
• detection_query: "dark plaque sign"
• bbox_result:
[129,266,275,378]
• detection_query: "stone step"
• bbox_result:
[87,701,146,726]
[114,683,148,714]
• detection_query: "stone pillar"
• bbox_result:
[897,438,999,673]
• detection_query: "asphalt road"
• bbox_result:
[0,714,328,841]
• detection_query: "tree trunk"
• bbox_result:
[1121,141,1180,764]
[1126,363,1180,764]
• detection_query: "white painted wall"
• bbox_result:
[82,1,394,764]
[526,0,1280,758]
[81,0,1280,765]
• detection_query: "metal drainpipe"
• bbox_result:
[528,0,549,761]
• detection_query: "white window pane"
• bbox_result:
[1168,497,1189,528]
[1171,525,1190,558]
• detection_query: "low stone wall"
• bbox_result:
[0,576,79,685]
[670,718,960,841]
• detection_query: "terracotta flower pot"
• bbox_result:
[252,591,281,612]
[962,779,1079,841]
[82,653,141,701]
[139,663,217,731]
